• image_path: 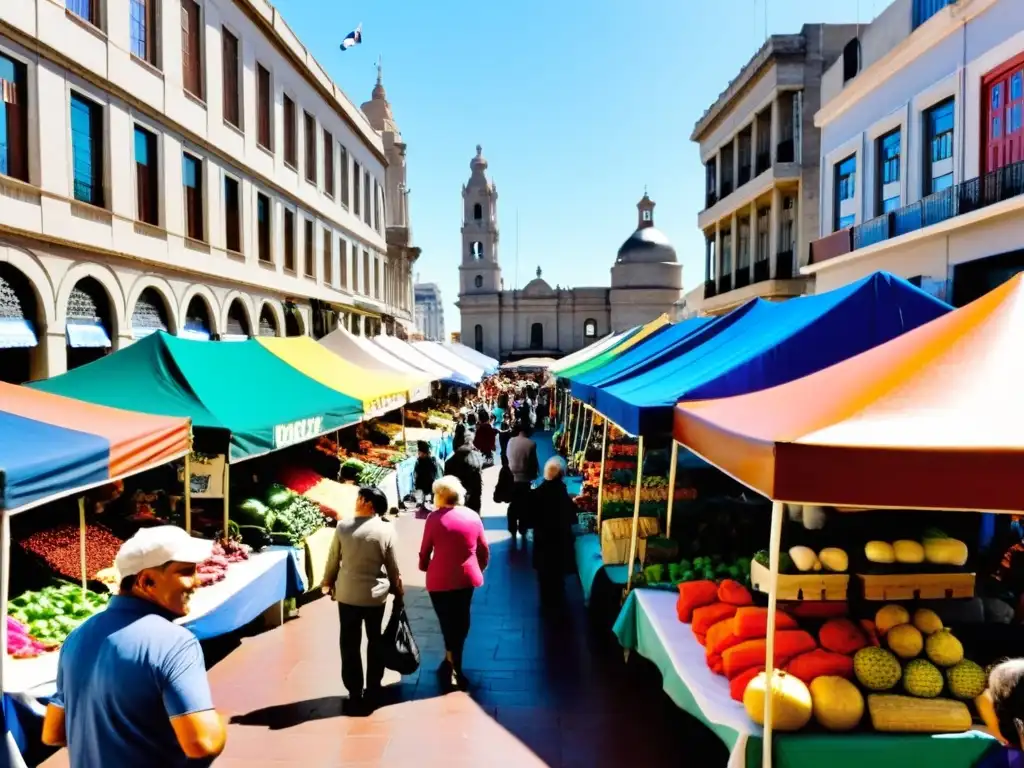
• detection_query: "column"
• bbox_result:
[751,119,758,177]
[714,223,722,288]
[732,139,739,190]
[769,186,781,280]
[749,198,758,284]
[770,97,781,163]
[33,331,67,379]
[729,211,739,285]
[715,149,722,198]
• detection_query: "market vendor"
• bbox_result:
[42,526,227,767]
[980,660,1024,750]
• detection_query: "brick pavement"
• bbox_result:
[42,460,725,767]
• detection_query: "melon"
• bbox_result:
[810,676,865,732]
[743,670,813,731]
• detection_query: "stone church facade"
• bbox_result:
[456,147,686,361]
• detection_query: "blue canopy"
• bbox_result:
[570,316,712,405]
[595,272,952,436]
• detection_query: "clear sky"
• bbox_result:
[276,0,892,333]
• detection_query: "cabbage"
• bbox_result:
[266,485,295,510]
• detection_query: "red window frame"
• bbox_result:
[982,50,1024,174]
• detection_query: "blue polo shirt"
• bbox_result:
[52,595,215,768]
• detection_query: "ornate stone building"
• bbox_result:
[456,147,685,360]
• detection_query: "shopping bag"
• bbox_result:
[383,604,420,675]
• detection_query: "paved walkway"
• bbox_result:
[43,452,723,767]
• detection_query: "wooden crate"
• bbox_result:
[857,572,975,601]
[750,560,849,601]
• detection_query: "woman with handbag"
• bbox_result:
[419,476,490,691]
[321,487,403,714]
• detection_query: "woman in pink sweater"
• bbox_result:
[418,475,490,690]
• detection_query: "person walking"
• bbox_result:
[530,457,578,611]
[321,487,404,713]
[444,441,484,513]
[473,411,498,467]
[42,526,226,767]
[419,476,490,691]
[505,421,539,538]
[413,440,442,507]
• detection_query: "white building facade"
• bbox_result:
[0,0,413,384]
[414,282,444,341]
[456,147,684,361]
[806,0,1024,306]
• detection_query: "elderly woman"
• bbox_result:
[530,457,578,598]
[418,475,490,690]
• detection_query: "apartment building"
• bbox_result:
[0,0,414,384]
[806,0,1024,306]
[693,24,857,315]
[414,281,444,342]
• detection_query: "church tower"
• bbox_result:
[459,146,501,295]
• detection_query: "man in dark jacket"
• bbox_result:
[444,444,484,513]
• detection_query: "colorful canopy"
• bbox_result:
[0,382,190,513]
[257,336,430,416]
[671,274,1024,512]
[412,341,484,384]
[371,335,464,384]
[443,343,499,375]
[500,357,557,370]
[319,327,432,394]
[548,328,636,375]
[558,314,671,380]
[570,316,712,404]
[31,332,363,461]
[597,273,950,436]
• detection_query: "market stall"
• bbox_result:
[1,383,192,767]
[371,334,464,384]
[411,340,485,385]
[442,342,499,375]
[548,327,638,377]
[615,274,1024,766]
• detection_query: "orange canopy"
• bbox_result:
[673,274,1024,512]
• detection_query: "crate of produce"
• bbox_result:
[750,559,849,601]
[857,572,975,601]
[600,516,658,566]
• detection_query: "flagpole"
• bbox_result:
[515,208,520,291]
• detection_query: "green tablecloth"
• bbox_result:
[574,533,630,606]
[614,590,1001,768]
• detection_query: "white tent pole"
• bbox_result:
[762,500,784,768]
[596,419,609,530]
[665,441,679,539]
[624,435,646,594]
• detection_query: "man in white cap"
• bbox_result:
[41,526,227,767]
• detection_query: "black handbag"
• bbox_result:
[383,604,420,675]
[493,466,514,503]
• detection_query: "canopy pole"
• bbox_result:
[665,441,679,539]
[0,508,11,685]
[762,500,785,768]
[222,461,230,541]
[580,408,596,470]
[596,419,609,531]
[183,451,192,534]
[401,407,408,452]
[624,435,646,596]
[78,497,87,595]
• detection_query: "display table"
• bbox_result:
[574,533,629,606]
[614,590,1001,768]
[2,547,304,764]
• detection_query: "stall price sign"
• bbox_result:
[178,454,226,498]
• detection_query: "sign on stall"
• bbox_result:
[274,416,325,449]
[363,393,407,419]
[177,454,227,498]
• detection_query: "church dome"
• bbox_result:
[522,267,554,296]
[615,192,678,264]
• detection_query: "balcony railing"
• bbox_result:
[753,258,770,283]
[704,279,717,300]
[913,0,956,29]
[735,267,751,289]
[756,151,770,176]
[775,249,795,280]
[777,139,795,164]
[705,190,718,209]
[738,164,751,187]
[719,272,733,294]
[840,160,1024,261]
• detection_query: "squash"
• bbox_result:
[923,538,969,567]
[867,694,971,733]
[865,541,895,564]
[788,546,819,573]
[818,548,848,573]
[743,670,813,731]
[893,540,925,564]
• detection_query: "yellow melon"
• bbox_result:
[810,676,865,732]
[744,670,813,731]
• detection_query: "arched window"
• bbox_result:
[470,241,484,260]
[474,324,483,352]
[530,322,543,350]
[473,203,482,221]
[583,318,597,338]
[474,275,483,289]
[842,38,861,83]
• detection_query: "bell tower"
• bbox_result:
[459,145,501,295]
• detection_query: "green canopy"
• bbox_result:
[558,314,672,381]
[31,332,363,461]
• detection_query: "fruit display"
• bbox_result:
[635,555,752,590]
[743,670,813,731]
[195,539,251,588]
[753,547,849,574]
[5,616,57,659]
[235,485,329,548]
[864,530,969,568]
[6,583,110,649]
[19,522,126,582]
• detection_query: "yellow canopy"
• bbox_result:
[257,336,428,418]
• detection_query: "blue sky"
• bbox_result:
[276,0,891,333]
